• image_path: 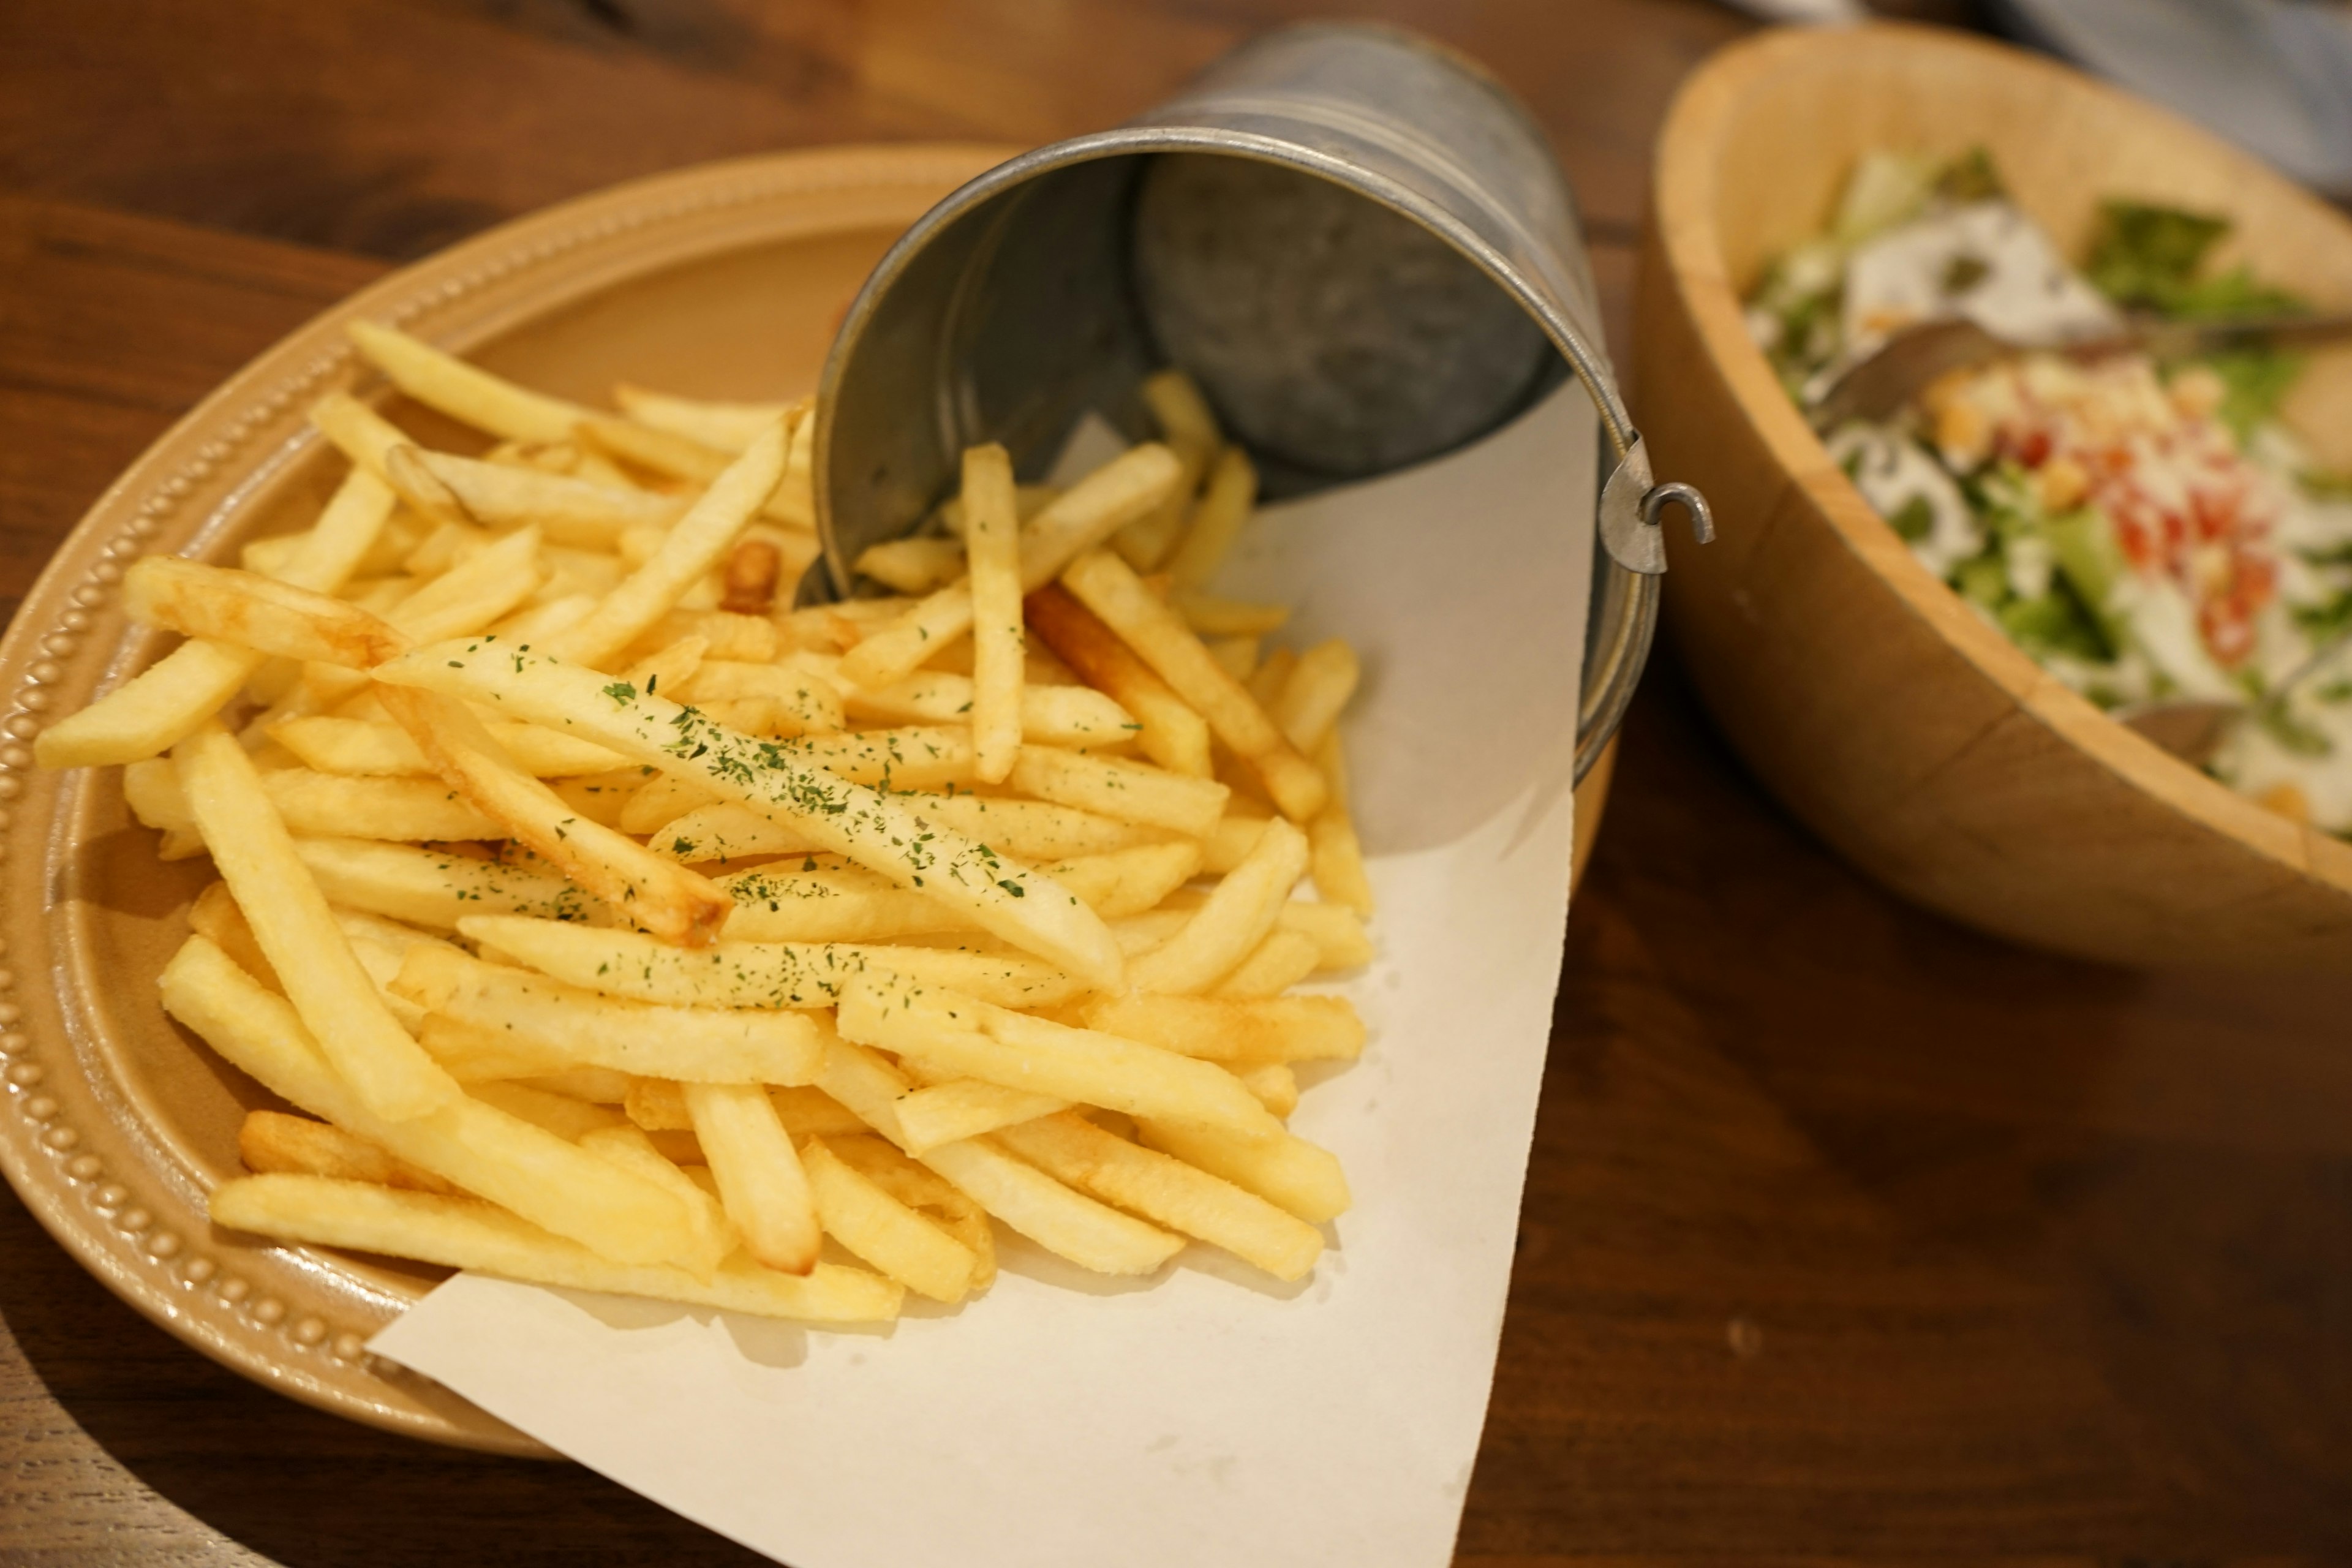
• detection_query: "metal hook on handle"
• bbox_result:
[1597,435,1714,575]
[1641,481,1714,545]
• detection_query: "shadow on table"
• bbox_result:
[0,1193,769,1567]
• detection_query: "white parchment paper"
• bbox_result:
[372,385,1598,1568]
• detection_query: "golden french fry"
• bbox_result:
[1126,818,1309,996]
[238,1108,456,1193]
[625,609,777,665]
[458,913,1085,1012]
[125,557,407,668]
[513,1065,635,1105]
[469,1079,631,1141]
[995,1112,1322,1281]
[855,537,966,595]
[717,864,972,943]
[421,449,685,547]
[801,1135,978,1303]
[1273,638,1361,753]
[393,943,823,1085]
[826,663,1135,748]
[1062,547,1327,821]
[1135,1117,1350,1224]
[1165,444,1257,589]
[375,643,1125,987]
[270,715,628,778]
[1174,592,1289,638]
[653,790,1159,868]
[292,836,600,930]
[612,383,799,453]
[820,1131,995,1289]
[817,1031,1182,1275]
[175,726,458,1121]
[348,321,594,443]
[894,1078,1069,1155]
[963,443,1025,785]
[575,413,733,484]
[1202,810,1270,875]
[188,881,283,992]
[377,685,730,947]
[1310,728,1374,915]
[1205,635,1259,683]
[579,1124,737,1265]
[1112,369,1219,570]
[1077,993,1366,1064]
[37,469,397,769]
[618,771,719,835]
[164,936,704,1265]
[687,1080,821,1275]
[1023,584,1212,777]
[209,1174,900,1322]
[1232,1060,1299,1117]
[1031,840,1202,919]
[839,974,1283,1142]
[543,418,790,669]
[1008,745,1228,838]
[1212,928,1322,998]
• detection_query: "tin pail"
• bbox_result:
[812,21,1711,780]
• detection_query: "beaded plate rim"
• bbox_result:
[0,141,1017,1456]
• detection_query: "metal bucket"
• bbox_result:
[810,21,1711,782]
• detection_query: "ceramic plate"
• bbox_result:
[0,143,1014,1453]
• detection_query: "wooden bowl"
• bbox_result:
[1635,23,2352,968]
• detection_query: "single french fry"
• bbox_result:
[963,443,1025,785]
[856,537,966,595]
[307,391,415,483]
[514,1065,635,1105]
[209,1174,899,1321]
[349,321,594,443]
[801,1136,977,1303]
[174,725,457,1121]
[1135,1117,1350,1224]
[826,664,1136,749]
[653,791,1158,867]
[821,1131,995,1288]
[377,685,730,947]
[375,642,1125,987]
[716,864,972,943]
[1112,369,1219,570]
[1205,635,1258,683]
[612,384,799,453]
[996,1112,1323,1281]
[686,1080,821,1275]
[1273,638,1361,753]
[163,937,704,1265]
[1062,547,1326,821]
[839,975,1283,1142]
[627,611,777,666]
[238,1108,458,1194]
[834,579,978,692]
[187,881,283,992]
[619,771,720,835]
[1203,810,1270,875]
[469,1079,630,1141]
[1008,746,1228,838]
[543,418,790,669]
[37,469,397,768]
[411,448,687,548]
[1023,584,1212,777]
[393,943,823,1084]
[125,558,408,668]
[1310,728,1374,915]
[1248,646,1298,709]
[292,836,601,929]
[1126,818,1310,995]
[1165,445,1257,589]
[1031,840,1202,919]
[576,413,733,484]
[894,1078,1069,1155]
[127,758,507,843]
[1231,1060,1300,1117]
[1211,928,1322,998]
[271,715,628,778]
[457,913,1085,1012]
[816,1031,1182,1275]
[1174,592,1289,638]
[1079,993,1366,1064]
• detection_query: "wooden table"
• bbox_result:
[5,2,2349,1562]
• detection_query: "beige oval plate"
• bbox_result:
[0,143,1014,1454]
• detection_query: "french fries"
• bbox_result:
[48,334,1386,1341]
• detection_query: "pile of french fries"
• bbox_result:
[39,323,1375,1325]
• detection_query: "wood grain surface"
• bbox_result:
[5,2,2350,1564]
